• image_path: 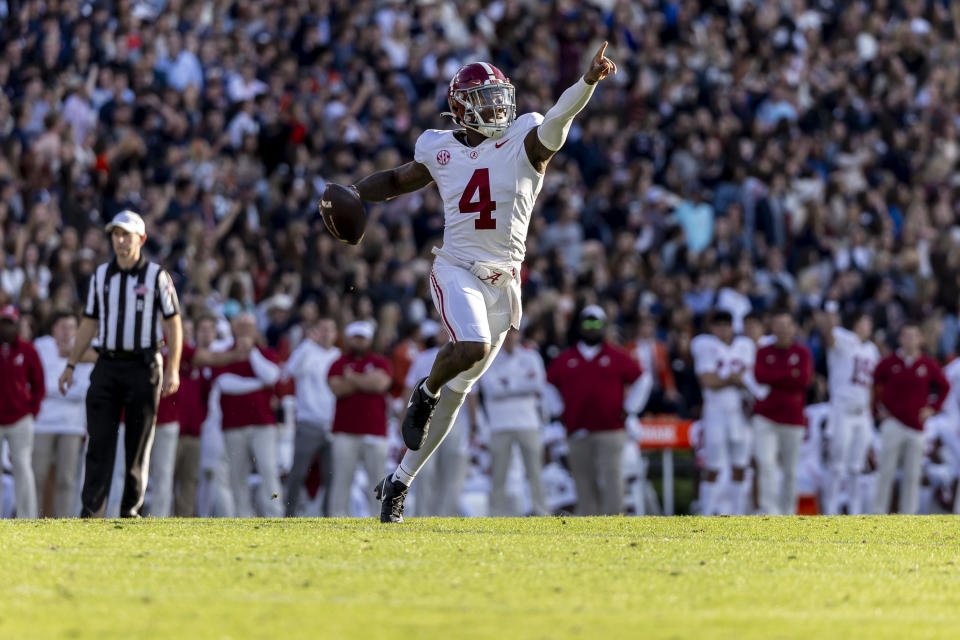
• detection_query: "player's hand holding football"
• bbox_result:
[584,41,617,85]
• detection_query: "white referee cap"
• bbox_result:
[105,210,146,236]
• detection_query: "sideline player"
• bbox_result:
[329,44,617,522]
[820,310,880,514]
[692,311,756,515]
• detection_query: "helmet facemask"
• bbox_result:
[450,83,516,139]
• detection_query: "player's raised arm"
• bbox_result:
[351,161,434,202]
[524,41,618,173]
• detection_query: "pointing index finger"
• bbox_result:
[595,41,608,63]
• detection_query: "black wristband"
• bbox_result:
[66,363,76,370]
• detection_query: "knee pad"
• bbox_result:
[447,374,475,395]
[437,385,469,412]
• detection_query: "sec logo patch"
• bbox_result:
[470,150,479,159]
[437,150,450,165]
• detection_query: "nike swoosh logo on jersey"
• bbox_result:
[494,138,511,148]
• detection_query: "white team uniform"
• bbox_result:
[414,112,545,392]
[797,403,830,498]
[692,334,756,470]
[823,326,880,514]
[925,360,960,513]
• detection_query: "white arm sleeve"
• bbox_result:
[200,381,224,472]
[217,373,267,395]
[249,347,281,385]
[282,343,307,382]
[537,77,596,151]
[624,371,653,416]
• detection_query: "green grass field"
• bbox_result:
[2,516,959,639]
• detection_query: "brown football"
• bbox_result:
[319,183,366,245]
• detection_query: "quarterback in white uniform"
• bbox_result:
[821,311,880,514]
[692,310,757,515]
[331,44,618,522]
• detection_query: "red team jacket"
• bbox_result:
[0,337,45,425]
[874,352,949,431]
[329,352,392,437]
[216,346,280,429]
[753,341,813,427]
[156,344,212,437]
[546,343,642,434]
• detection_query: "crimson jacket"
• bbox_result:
[0,337,45,425]
[753,341,813,426]
[874,352,949,431]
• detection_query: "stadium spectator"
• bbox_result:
[753,310,813,516]
[327,321,392,517]
[32,311,92,518]
[0,304,44,518]
[547,306,648,516]
[282,317,341,517]
[480,328,548,517]
[872,324,950,515]
[214,313,282,518]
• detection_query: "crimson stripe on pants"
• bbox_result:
[430,272,458,342]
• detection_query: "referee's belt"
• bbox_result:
[97,349,158,362]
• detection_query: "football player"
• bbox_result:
[692,310,757,515]
[821,310,880,514]
[328,44,617,522]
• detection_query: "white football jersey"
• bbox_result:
[940,359,960,422]
[414,112,545,266]
[692,334,756,410]
[798,402,831,493]
[827,327,880,408]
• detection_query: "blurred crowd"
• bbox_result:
[4,0,960,515]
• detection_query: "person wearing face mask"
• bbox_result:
[546,306,650,515]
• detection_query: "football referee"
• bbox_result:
[58,210,183,518]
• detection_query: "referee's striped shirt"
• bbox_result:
[83,256,180,352]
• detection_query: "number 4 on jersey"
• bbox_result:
[459,168,497,230]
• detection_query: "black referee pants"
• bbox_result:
[81,355,162,518]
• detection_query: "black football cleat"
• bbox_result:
[375,474,410,523]
[401,377,440,451]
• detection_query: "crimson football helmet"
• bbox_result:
[443,62,516,139]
